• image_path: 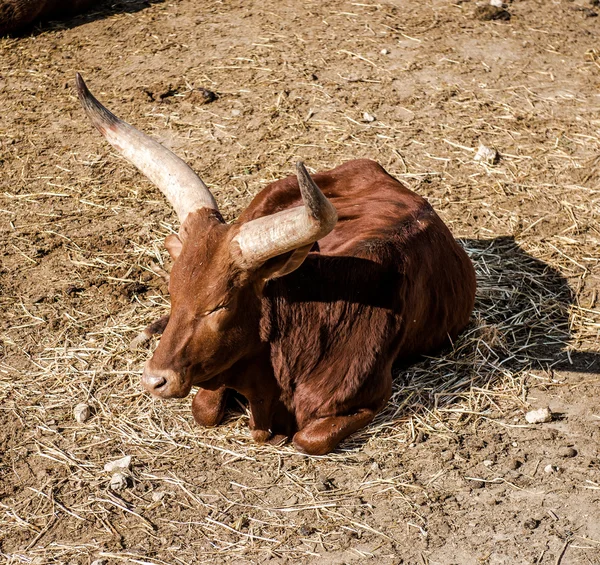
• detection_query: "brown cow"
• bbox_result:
[76,74,476,455]
[0,0,99,34]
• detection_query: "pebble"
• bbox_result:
[525,407,553,424]
[152,491,166,502]
[544,464,558,473]
[91,560,107,565]
[474,143,499,165]
[559,446,577,458]
[73,402,92,423]
[110,472,129,491]
[490,0,504,7]
[483,459,494,467]
[104,455,132,473]
[380,48,390,55]
[362,112,376,123]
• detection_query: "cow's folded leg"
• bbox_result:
[192,386,229,427]
[292,409,376,455]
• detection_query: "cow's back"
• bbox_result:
[245,160,476,421]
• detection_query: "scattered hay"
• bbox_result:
[1,0,600,562]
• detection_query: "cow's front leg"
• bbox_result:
[292,409,376,455]
[192,386,229,427]
[247,391,280,443]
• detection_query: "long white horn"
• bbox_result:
[232,162,337,268]
[75,73,218,223]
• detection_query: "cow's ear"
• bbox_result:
[165,234,183,260]
[259,243,313,280]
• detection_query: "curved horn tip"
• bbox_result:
[295,160,337,225]
[75,72,84,90]
[296,161,308,175]
[75,73,120,133]
[75,73,92,101]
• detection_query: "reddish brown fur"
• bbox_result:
[143,160,476,454]
[0,0,98,34]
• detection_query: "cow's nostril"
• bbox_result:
[141,364,185,397]
[145,374,167,390]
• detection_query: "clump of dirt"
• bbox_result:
[474,5,511,21]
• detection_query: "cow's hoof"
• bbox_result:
[251,429,272,443]
[292,431,332,456]
[293,411,375,455]
[268,434,289,446]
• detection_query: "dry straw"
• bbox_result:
[1,0,600,562]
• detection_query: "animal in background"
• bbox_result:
[0,0,99,34]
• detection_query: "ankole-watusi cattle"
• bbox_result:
[76,74,476,455]
[0,0,98,34]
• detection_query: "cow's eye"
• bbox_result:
[207,303,229,315]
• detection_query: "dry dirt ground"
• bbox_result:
[1,0,600,563]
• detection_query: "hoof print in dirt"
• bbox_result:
[558,446,577,458]
[474,5,511,20]
[523,518,540,531]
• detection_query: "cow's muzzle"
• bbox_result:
[141,362,191,398]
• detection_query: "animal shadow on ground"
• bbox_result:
[3,0,163,37]
[217,235,598,448]
[369,235,599,444]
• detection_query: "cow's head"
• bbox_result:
[76,74,337,398]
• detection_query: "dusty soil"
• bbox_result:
[1,0,600,563]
